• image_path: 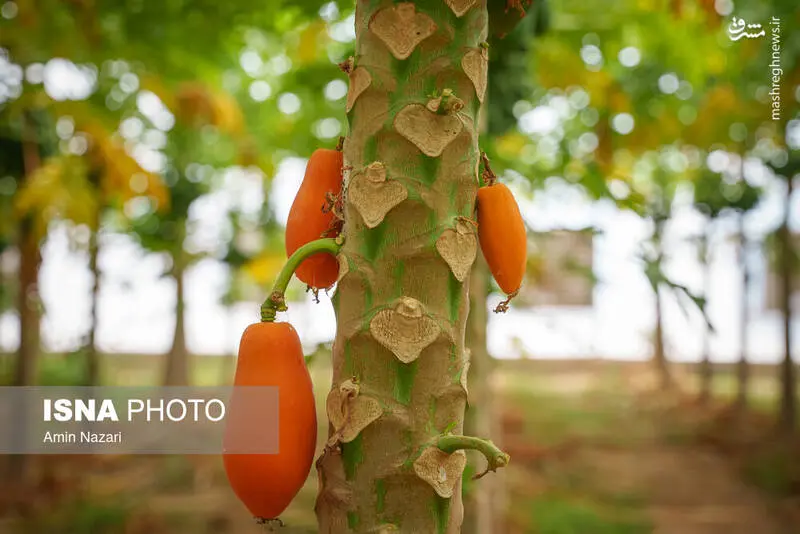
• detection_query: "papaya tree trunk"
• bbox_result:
[735,214,749,409]
[699,227,712,402]
[316,1,488,532]
[777,177,796,434]
[164,256,189,386]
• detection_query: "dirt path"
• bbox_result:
[581,445,790,534]
[499,364,797,534]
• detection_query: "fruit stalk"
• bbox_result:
[261,237,343,322]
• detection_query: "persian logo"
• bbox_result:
[727,16,782,121]
[727,17,766,40]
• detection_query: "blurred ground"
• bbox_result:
[499,361,800,534]
[0,356,798,534]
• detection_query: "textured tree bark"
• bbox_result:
[735,214,749,409]
[777,177,796,434]
[164,257,189,386]
[316,1,488,531]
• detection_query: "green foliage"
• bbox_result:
[154,455,207,492]
[487,1,549,136]
[529,495,651,534]
[0,0,357,298]
[743,445,800,497]
[21,498,131,534]
[0,0,331,73]
[504,388,624,446]
[693,169,762,218]
[36,349,91,386]
[767,148,800,182]
[641,252,711,329]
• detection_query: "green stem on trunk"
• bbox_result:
[437,435,510,479]
[260,237,343,322]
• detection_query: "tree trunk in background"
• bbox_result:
[85,190,102,386]
[16,115,41,388]
[464,254,503,534]
[0,258,4,354]
[9,219,39,483]
[218,302,237,385]
[164,258,189,386]
[9,115,43,483]
[778,177,796,434]
[15,220,40,388]
[699,228,712,402]
[316,1,486,531]
[735,214,749,409]
[654,286,672,389]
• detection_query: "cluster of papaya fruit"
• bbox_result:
[222,142,526,523]
[222,144,343,523]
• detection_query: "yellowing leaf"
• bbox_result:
[139,75,177,111]
[14,155,97,237]
[173,83,245,137]
[496,132,528,160]
[608,89,631,114]
[584,71,613,108]
[80,121,169,210]
[174,83,216,126]
[535,39,587,89]
[295,22,326,65]
[209,89,245,136]
[243,252,285,285]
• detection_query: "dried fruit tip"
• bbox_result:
[473,450,511,479]
[307,286,321,304]
[337,57,354,74]
[456,215,479,228]
[493,290,518,314]
[481,152,497,186]
[255,517,284,532]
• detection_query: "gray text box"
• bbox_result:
[0,387,279,454]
